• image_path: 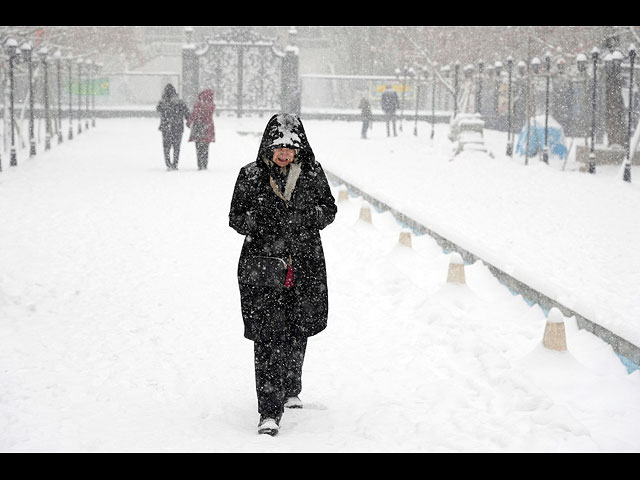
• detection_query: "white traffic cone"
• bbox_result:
[338,189,349,203]
[398,231,412,248]
[543,307,568,352]
[359,205,372,224]
[446,252,466,284]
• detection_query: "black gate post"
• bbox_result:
[281,27,300,115]
[237,45,244,118]
[182,27,199,109]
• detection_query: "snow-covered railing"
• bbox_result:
[326,169,640,373]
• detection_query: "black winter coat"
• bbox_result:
[360,98,373,120]
[381,89,400,113]
[229,114,337,341]
[157,95,190,136]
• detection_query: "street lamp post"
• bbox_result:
[494,61,503,128]
[411,66,421,136]
[67,55,74,140]
[85,59,92,130]
[93,62,101,127]
[506,56,514,156]
[517,60,527,77]
[431,62,437,140]
[395,65,409,132]
[531,57,541,73]
[6,38,18,168]
[77,59,83,134]
[453,61,460,119]
[525,57,541,166]
[401,66,410,132]
[21,42,36,157]
[543,52,552,164]
[54,50,63,144]
[413,66,421,136]
[577,53,589,150]
[477,60,484,114]
[624,44,636,183]
[517,61,527,156]
[589,47,600,174]
[441,65,450,112]
[39,47,51,151]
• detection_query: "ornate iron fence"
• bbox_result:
[182,27,299,117]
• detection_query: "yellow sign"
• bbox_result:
[375,83,409,94]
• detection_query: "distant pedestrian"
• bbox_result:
[359,95,373,139]
[381,85,399,137]
[156,84,190,170]
[187,89,216,170]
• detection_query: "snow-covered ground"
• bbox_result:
[311,118,640,353]
[0,116,639,452]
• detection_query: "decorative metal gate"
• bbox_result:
[195,29,285,117]
[182,27,300,117]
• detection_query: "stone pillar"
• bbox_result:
[604,51,627,147]
[281,27,300,115]
[398,231,412,248]
[542,308,568,352]
[359,206,372,224]
[446,252,466,285]
[182,27,199,109]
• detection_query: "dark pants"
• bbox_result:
[254,335,307,418]
[361,119,370,138]
[162,131,182,169]
[253,290,307,418]
[196,142,209,169]
[384,112,397,137]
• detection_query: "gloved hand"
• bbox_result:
[244,210,258,232]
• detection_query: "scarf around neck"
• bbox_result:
[265,159,302,203]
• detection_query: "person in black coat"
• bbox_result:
[359,95,373,139]
[381,85,399,137]
[156,84,190,170]
[229,113,337,436]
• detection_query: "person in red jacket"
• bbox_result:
[186,89,216,170]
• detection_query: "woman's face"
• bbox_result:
[272,148,295,168]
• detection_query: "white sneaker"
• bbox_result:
[258,416,280,436]
[284,396,303,409]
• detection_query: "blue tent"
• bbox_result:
[516,115,568,159]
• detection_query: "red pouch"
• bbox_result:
[284,263,294,288]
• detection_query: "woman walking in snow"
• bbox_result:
[186,89,216,170]
[229,113,337,436]
[156,84,190,170]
